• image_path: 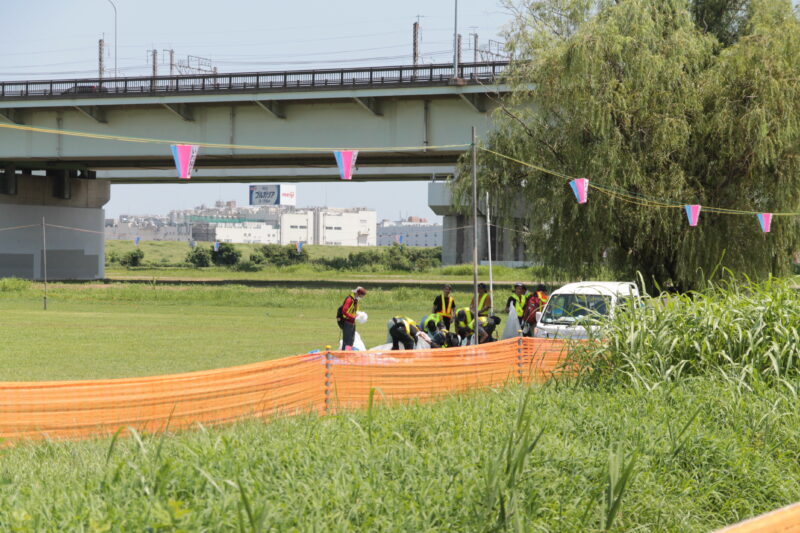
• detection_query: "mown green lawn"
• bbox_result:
[0,281,476,381]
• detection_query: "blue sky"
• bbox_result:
[1,0,510,220]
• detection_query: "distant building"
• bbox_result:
[106,201,376,246]
[377,217,442,247]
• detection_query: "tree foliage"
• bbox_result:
[253,244,309,266]
[461,0,800,289]
[186,247,212,267]
[211,243,241,266]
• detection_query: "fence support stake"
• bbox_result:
[517,330,524,384]
[324,345,332,414]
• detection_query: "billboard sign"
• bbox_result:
[249,184,297,206]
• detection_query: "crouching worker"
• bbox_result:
[430,326,460,349]
[454,307,475,344]
[477,316,501,344]
[389,316,431,350]
[421,312,443,336]
[336,286,367,350]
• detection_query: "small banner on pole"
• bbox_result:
[213,241,220,252]
[333,150,358,181]
[569,178,589,204]
[757,213,772,233]
[684,205,701,227]
[171,144,199,180]
[296,242,304,254]
[134,236,140,246]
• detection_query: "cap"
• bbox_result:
[354,286,367,296]
[514,282,526,288]
[443,284,452,290]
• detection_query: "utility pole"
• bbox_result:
[412,21,420,66]
[457,34,462,67]
[453,0,459,78]
[41,217,48,311]
[151,49,158,77]
[471,126,479,345]
[473,33,479,63]
[99,38,105,78]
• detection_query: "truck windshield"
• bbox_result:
[541,294,612,325]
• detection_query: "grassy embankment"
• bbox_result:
[0,276,797,530]
[104,240,580,284]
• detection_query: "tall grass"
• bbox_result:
[0,382,797,531]
[573,276,800,390]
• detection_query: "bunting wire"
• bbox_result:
[478,147,800,218]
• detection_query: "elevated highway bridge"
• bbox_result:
[0,62,514,279]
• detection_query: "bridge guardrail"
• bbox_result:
[0,62,508,100]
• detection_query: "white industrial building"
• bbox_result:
[377,217,442,247]
[215,222,279,244]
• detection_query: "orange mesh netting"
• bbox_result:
[0,338,567,442]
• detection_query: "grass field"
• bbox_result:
[1,276,798,530]
[0,279,479,380]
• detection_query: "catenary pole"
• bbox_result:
[107,0,117,76]
[471,126,479,345]
[453,0,459,78]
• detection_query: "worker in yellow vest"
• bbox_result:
[454,307,475,341]
[470,282,492,317]
[336,286,367,350]
[506,282,530,324]
[431,284,456,330]
[389,316,431,350]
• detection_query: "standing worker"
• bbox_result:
[470,282,492,317]
[522,284,549,335]
[388,316,431,350]
[506,282,530,325]
[336,286,367,350]
[432,284,456,330]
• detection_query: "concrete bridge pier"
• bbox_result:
[0,172,109,280]
[428,180,527,266]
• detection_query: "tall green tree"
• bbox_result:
[461,0,800,289]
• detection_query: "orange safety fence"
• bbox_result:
[0,337,568,442]
[715,502,800,532]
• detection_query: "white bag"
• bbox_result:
[501,305,521,340]
[415,337,431,350]
[338,331,367,351]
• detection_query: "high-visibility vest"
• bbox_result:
[477,293,489,315]
[344,293,358,316]
[535,291,548,308]
[510,293,529,317]
[455,307,474,331]
[440,294,455,318]
[393,316,416,336]
[424,313,441,332]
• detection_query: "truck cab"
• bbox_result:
[533,281,639,340]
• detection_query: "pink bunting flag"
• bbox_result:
[684,205,701,227]
[171,144,199,180]
[569,178,589,204]
[333,150,359,181]
[757,213,772,233]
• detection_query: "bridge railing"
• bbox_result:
[0,62,508,100]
